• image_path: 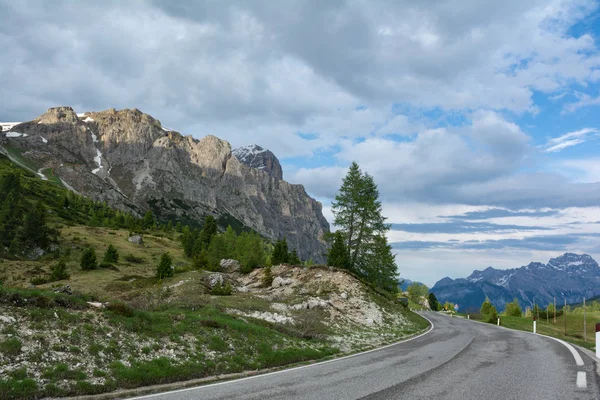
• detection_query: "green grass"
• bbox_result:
[0,338,23,357]
[475,312,599,350]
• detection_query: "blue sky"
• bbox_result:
[1,0,600,286]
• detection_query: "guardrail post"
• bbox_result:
[467,315,470,320]
[497,318,500,326]
[533,318,537,334]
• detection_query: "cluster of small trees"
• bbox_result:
[326,162,398,292]
[181,216,267,273]
[0,172,57,256]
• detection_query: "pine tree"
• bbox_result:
[271,238,289,265]
[331,162,396,291]
[142,210,155,230]
[50,259,70,281]
[289,249,301,265]
[199,215,218,249]
[166,220,173,232]
[80,247,98,270]
[156,252,174,279]
[19,201,52,249]
[103,244,119,263]
[327,231,349,268]
[237,232,266,273]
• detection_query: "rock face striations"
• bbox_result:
[0,107,329,262]
[431,253,600,312]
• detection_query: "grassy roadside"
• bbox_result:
[469,312,598,351]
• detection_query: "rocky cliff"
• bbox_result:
[431,253,600,312]
[0,107,329,261]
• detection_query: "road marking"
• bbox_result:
[465,315,585,367]
[577,371,587,388]
[541,336,585,367]
[130,314,436,399]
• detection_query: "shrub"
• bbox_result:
[210,282,232,296]
[30,276,49,286]
[106,301,135,317]
[50,259,70,281]
[262,266,273,287]
[80,247,97,270]
[103,244,119,263]
[0,338,22,358]
[156,253,174,279]
[124,254,144,264]
[504,298,522,317]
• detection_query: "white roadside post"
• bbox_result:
[497,318,500,326]
[596,323,600,359]
[533,317,537,334]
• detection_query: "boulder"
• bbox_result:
[128,235,143,245]
[0,315,16,324]
[272,277,293,288]
[207,273,224,289]
[220,259,240,273]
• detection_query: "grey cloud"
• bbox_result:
[392,234,580,251]
[442,208,560,220]
[391,221,552,234]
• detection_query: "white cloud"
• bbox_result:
[543,127,599,152]
[563,93,600,113]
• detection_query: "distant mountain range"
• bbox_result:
[431,253,600,313]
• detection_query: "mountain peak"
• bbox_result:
[233,144,283,180]
[547,253,598,270]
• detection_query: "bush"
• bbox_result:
[50,260,70,281]
[210,282,232,296]
[30,276,49,286]
[103,244,119,263]
[80,247,97,270]
[156,253,173,279]
[106,301,135,317]
[504,298,522,317]
[124,254,145,264]
[262,266,273,287]
[481,297,499,323]
[0,338,22,357]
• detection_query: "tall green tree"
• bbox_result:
[481,297,499,322]
[103,244,119,263]
[408,282,429,301]
[142,210,156,230]
[331,162,397,291]
[289,249,301,265]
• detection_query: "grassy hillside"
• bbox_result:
[0,154,429,399]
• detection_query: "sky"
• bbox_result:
[1,0,600,286]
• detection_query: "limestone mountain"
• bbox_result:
[0,107,329,262]
[431,253,600,312]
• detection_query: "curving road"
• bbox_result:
[132,312,600,400]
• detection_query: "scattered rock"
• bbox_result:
[128,235,143,245]
[87,302,105,309]
[271,277,293,288]
[207,273,224,289]
[220,259,240,273]
[315,274,322,278]
[52,285,72,295]
[0,315,16,324]
[340,292,348,300]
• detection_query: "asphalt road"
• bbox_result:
[133,312,600,400]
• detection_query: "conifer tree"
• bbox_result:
[50,259,70,281]
[271,238,289,265]
[331,162,397,291]
[289,249,301,265]
[103,244,119,263]
[80,247,98,270]
[327,231,349,268]
[199,215,218,249]
[156,252,174,279]
[142,210,156,230]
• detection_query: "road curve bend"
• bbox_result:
[131,312,599,400]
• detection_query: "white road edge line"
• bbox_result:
[130,314,435,399]
[536,335,585,367]
[465,316,585,367]
[577,371,587,389]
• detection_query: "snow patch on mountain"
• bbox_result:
[232,145,267,161]
[0,122,21,131]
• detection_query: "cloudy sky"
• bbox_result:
[1,0,600,286]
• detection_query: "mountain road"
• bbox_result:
[132,312,599,400]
